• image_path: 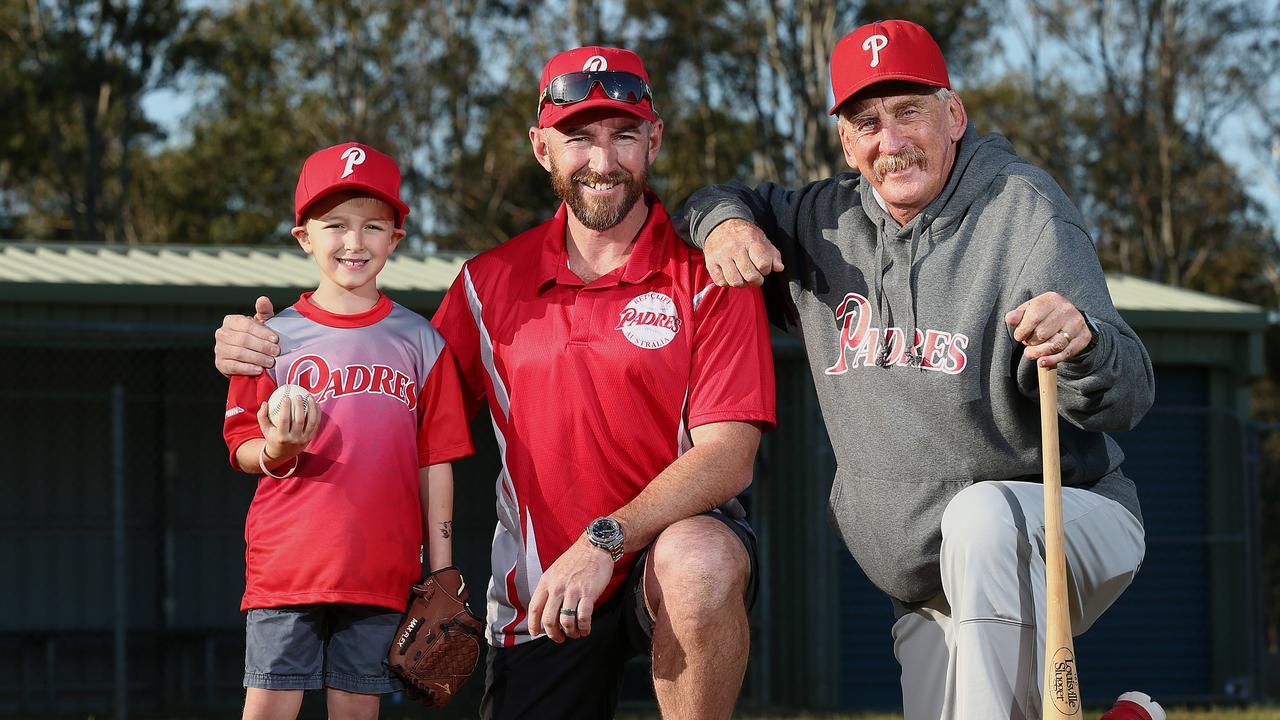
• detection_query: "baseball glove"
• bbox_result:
[388,566,485,708]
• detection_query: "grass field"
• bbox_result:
[615,709,1280,719]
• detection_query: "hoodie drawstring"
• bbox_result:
[903,221,925,368]
[874,216,927,369]
[873,220,892,367]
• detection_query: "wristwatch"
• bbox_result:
[586,517,625,562]
[1080,312,1102,355]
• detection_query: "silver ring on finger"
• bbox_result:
[559,608,577,617]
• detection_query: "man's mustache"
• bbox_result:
[572,169,632,187]
[873,146,928,180]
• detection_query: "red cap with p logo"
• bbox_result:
[828,20,951,115]
[537,46,658,128]
[294,142,411,228]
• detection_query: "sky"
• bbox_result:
[141,89,192,134]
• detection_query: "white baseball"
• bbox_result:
[267,384,314,426]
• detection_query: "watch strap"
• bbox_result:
[1081,312,1101,354]
[602,542,623,562]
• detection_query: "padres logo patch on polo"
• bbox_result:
[616,292,682,349]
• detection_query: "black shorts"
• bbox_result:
[480,508,757,720]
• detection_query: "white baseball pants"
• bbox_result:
[892,480,1145,720]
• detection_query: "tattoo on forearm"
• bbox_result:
[439,521,452,539]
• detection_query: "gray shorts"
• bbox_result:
[244,604,405,694]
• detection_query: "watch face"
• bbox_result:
[588,517,622,544]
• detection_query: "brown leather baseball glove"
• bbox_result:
[388,566,485,707]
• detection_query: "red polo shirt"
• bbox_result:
[433,192,776,646]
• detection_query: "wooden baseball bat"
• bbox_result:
[1039,365,1081,719]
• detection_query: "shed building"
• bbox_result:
[0,242,1266,715]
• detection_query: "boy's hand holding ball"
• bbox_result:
[257,384,320,471]
[267,383,314,425]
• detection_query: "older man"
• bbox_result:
[215,46,775,720]
[684,19,1161,720]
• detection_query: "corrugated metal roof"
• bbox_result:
[1104,273,1261,314]
[0,243,1269,329]
[0,242,467,291]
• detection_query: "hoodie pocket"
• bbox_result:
[827,472,970,603]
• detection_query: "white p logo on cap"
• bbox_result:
[340,147,366,178]
[582,55,608,72]
[862,34,888,67]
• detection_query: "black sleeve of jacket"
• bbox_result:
[678,180,815,332]
[1012,216,1155,432]
[681,180,801,254]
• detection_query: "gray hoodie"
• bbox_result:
[684,125,1154,604]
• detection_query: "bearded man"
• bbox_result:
[215,46,775,720]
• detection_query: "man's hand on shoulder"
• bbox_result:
[214,295,281,377]
[526,535,614,643]
[704,219,784,288]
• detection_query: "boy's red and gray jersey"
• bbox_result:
[433,193,776,647]
[223,292,473,612]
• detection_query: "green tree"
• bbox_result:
[858,0,1000,79]
[962,1,1278,308]
[0,0,187,243]
[124,0,1011,248]
[130,0,522,248]
[1013,0,1277,299]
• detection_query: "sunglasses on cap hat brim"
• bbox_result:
[537,71,657,115]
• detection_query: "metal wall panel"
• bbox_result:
[831,364,1235,710]
[751,343,845,710]
[0,338,501,715]
[1077,366,1212,703]
[836,550,901,710]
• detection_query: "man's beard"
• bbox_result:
[550,156,649,232]
[872,145,928,181]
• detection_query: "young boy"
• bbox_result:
[222,141,474,720]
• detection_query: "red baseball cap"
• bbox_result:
[537,46,658,128]
[294,141,411,228]
[828,20,951,115]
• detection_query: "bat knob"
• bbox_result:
[1099,691,1165,720]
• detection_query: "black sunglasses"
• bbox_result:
[538,71,657,114]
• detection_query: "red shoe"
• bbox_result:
[1100,691,1166,720]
